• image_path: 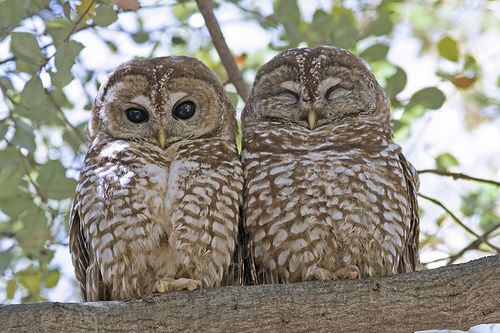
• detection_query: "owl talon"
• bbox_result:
[333,265,360,280]
[154,278,200,293]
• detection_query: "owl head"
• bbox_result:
[242,46,390,131]
[88,56,236,147]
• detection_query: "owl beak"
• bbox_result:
[308,109,317,130]
[157,130,166,148]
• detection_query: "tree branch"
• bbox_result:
[418,169,500,187]
[1,255,499,332]
[195,0,250,101]
[418,193,500,252]
[447,223,500,265]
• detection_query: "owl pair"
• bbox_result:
[70,47,419,301]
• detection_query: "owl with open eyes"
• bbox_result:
[69,57,243,301]
[241,46,420,284]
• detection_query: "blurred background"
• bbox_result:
[0,0,498,322]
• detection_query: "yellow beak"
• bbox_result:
[157,130,166,148]
[308,109,317,130]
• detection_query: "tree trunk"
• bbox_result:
[1,255,499,333]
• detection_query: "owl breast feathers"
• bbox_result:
[70,57,243,301]
[241,46,420,284]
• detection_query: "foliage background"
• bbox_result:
[0,0,498,305]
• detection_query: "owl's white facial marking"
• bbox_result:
[131,95,153,109]
[168,91,188,105]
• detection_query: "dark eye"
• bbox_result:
[172,101,196,120]
[125,108,149,123]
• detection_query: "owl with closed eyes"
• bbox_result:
[241,46,419,284]
[69,56,243,301]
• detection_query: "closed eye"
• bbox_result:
[277,89,300,103]
[326,84,349,100]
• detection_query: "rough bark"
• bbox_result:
[1,255,499,333]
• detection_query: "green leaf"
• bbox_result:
[0,0,27,38]
[10,32,45,74]
[16,77,60,124]
[360,44,389,62]
[0,190,33,218]
[0,251,13,273]
[0,121,9,139]
[51,41,84,87]
[44,269,61,289]
[11,119,36,152]
[37,160,76,200]
[435,152,459,172]
[133,32,149,44]
[408,87,446,110]
[385,66,407,98]
[328,6,358,49]
[172,1,197,20]
[55,40,84,73]
[274,0,300,26]
[435,214,447,227]
[364,12,392,37]
[20,77,46,109]
[0,147,24,169]
[6,279,16,300]
[93,4,118,27]
[46,19,74,44]
[171,36,186,45]
[438,36,459,62]
[18,267,41,295]
[17,206,51,258]
[63,1,72,19]
[0,166,24,200]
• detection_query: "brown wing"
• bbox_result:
[69,197,90,301]
[397,152,420,272]
[69,189,110,301]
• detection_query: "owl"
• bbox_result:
[241,46,420,284]
[69,56,243,301]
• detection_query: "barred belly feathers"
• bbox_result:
[69,57,243,301]
[241,46,420,284]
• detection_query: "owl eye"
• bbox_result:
[325,84,348,100]
[125,107,149,123]
[278,89,300,103]
[172,101,196,120]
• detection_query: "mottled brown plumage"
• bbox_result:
[70,56,243,301]
[241,46,420,284]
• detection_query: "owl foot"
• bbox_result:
[154,278,201,293]
[333,265,360,279]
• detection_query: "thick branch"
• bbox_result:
[1,255,499,332]
[195,0,250,101]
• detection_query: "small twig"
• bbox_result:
[447,223,500,265]
[418,169,500,187]
[65,0,96,42]
[195,0,250,101]
[0,56,15,66]
[418,193,500,252]
[0,43,54,67]
[45,91,86,144]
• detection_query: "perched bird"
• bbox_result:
[241,46,420,284]
[70,56,243,301]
